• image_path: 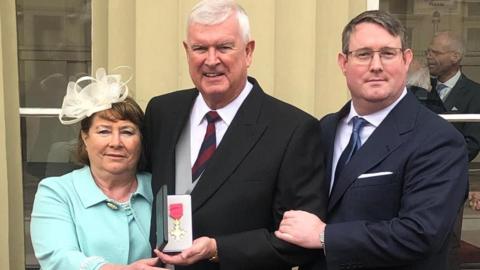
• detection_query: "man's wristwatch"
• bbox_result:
[319,232,325,249]
[209,249,218,262]
[209,238,219,263]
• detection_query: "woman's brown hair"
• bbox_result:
[75,97,145,169]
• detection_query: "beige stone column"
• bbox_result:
[0,0,25,268]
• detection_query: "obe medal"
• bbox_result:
[169,203,186,240]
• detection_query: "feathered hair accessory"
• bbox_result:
[58,67,131,125]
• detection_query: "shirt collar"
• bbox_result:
[347,87,407,127]
[73,166,152,209]
[191,80,253,126]
[438,70,461,89]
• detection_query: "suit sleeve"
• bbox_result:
[215,116,328,269]
[324,126,468,269]
[143,98,160,250]
[459,90,480,161]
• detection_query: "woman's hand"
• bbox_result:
[100,257,167,270]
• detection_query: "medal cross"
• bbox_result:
[170,219,186,240]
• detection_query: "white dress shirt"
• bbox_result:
[190,81,253,166]
[436,70,461,101]
[330,88,407,193]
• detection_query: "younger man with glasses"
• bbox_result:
[275,10,468,270]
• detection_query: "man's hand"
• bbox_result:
[275,210,326,249]
[155,237,217,265]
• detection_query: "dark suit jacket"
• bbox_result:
[428,74,480,161]
[408,85,445,114]
[143,77,327,270]
[303,92,468,270]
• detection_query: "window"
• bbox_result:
[16,0,91,268]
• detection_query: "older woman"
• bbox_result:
[30,68,166,270]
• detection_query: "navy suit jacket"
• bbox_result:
[303,92,468,270]
[428,74,480,161]
[144,77,327,270]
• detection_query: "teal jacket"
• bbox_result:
[31,166,153,270]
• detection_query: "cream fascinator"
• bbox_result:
[58,67,131,125]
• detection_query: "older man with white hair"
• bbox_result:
[143,1,327,269]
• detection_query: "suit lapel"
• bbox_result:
[429,80,442,101]
[322,103,350,193]
[190,78,267,212]
[164,91,198,194]
[328,93,418,213]
[443,74,467,111]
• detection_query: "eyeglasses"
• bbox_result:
[425,49,451,56]
[347,47,404,65]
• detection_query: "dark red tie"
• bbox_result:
[192,111,221,181]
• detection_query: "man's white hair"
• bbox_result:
[187,0,251,42]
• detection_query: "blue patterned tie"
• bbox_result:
[334,116,368,185]
[436,83,448,101]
